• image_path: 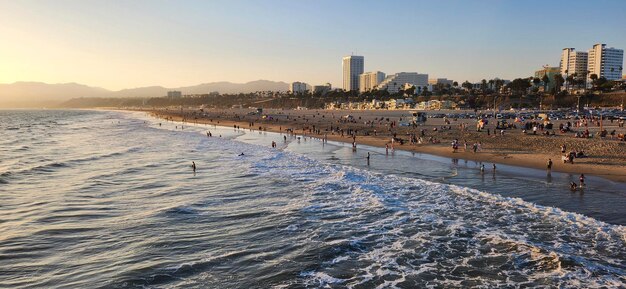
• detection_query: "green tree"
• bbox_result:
[541,74,550,93]
[552,74,565,95]
[481,79,487,94]
[590,74,598,90]
[405,85,416,96]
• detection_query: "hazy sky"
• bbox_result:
[1,0,625,90]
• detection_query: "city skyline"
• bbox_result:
[1,0,626,91]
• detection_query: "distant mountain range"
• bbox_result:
[0,80,289,107]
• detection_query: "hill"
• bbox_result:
[0,80,290,107]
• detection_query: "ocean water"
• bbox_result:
[0,109,625,288]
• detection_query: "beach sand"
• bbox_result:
[141,108,626,183]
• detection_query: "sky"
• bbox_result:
[1,0,625,90]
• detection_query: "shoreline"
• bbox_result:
[133,108,626,183]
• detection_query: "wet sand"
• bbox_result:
[139,108,626,183]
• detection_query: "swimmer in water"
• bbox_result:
[239,153,245,156]
[570,182,578,191]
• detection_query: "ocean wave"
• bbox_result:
[246,144,626,288]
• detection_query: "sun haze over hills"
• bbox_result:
[1,0,625,107]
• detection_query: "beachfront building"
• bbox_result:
[587,44,624,83]
[428,78,454,86]
[560,48,588,78]
[342,55,364,92]
[534,67,561,92]
[359,71,386,92]
[167,91,182,98]
[416,100,457,110]
[312,83,332,95]
[377,72,428,94]
[289,82,309,94]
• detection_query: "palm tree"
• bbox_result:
[566,73,575,91]
[541,74,550,93]
[553,74,565,95]
[590,74,598,90]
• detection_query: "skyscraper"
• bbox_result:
[342,55,364,92]
[587,43,624,82]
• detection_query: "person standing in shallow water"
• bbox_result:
[579,174,585,187]
[191,161,196,173]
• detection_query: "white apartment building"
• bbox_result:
[376,72,428,94]
[359,71,386,92]
[588,43,624,82]
[342,55,364,91]
[560,48,588,77]
[289,82,309,93]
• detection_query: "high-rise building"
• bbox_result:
[342,55,364,92]
[560,48,588,78]
[359,71,385,92]
[376,72,429,94]
[587,43,624,82]
[289,82,309,93]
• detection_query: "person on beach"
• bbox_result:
[547,159,553,170]
[570,182,578,191]
[492,163,496,171]
[480,164,485,173]
[579,174,585,187]
[191,161,196,172]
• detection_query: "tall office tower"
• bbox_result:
[342,55,364,92]
[560,48,588,77]
[587,43,624,82]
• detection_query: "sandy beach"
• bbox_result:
[142,108,626,183]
